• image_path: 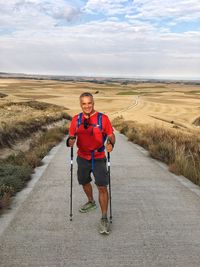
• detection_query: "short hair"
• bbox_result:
[79,92,93,100]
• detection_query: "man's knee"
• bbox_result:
[97,186,108,193]
[83,182,91,189]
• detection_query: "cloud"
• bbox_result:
[128,0,200,22]
[51,5,81,21]
[85,0,200,24]
[0,1,199,78]
[1,18,199,78]
[85,0,134,15]
[0,0,82,32]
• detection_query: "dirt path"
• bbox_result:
[109,96,139,116]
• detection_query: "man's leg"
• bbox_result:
[97,186,109,218]
[77,157,97,213]
[94,159,109,217]
[98,186,110,234]
[83,182,94,202]
[79,183,97,213]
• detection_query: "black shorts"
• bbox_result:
[77,156,108,186]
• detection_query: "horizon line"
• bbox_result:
[0,71,200,82]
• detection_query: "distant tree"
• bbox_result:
[122,81,128,85]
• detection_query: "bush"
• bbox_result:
[0,164,32,196]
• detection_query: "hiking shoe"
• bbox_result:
[79,201,97,213]
[99,218,110,235]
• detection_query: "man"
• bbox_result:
[67,92,115,234]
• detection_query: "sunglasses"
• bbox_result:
[84,118,90,129]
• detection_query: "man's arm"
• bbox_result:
[66,116,77,147]
[103,114,116,152]
[106,133,115,152]
[108,133,115,145]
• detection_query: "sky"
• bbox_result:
[0,0,200,79]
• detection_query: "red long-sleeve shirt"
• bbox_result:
[69,112,113,160]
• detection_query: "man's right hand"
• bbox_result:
[66,136,76,147]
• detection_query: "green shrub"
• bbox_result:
[0,164,32,193]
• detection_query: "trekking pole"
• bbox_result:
[107,152,112,223]
[70,147,73,221]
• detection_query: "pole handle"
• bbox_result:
[107,151,110,162]
[71,147,73,160]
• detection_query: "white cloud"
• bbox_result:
[85,0,134,15]
[129,0,200,22]
[0,1,199,78]
[0,19,199,78]
[85,0,200,24]
[0,0,82,32]
[52,5,81,21]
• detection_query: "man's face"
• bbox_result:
[80,96,94,115]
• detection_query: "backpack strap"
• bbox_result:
[97,112,103,130]
[77,112,103,129]
[77,113,82,129]
[97,112,107,152]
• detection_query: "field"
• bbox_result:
[0,77,200,209]
[0,78,199,131]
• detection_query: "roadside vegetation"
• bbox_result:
[0,101,71,148]
[0,100,71,211]
[113,116,200,186]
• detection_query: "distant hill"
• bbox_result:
[0,72,199,85]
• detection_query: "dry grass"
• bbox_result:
[0,101,71,148]
[0,98,71,212]
[0,125,69,210]
[113,116,200,185]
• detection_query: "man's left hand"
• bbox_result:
[106,142,113,152]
